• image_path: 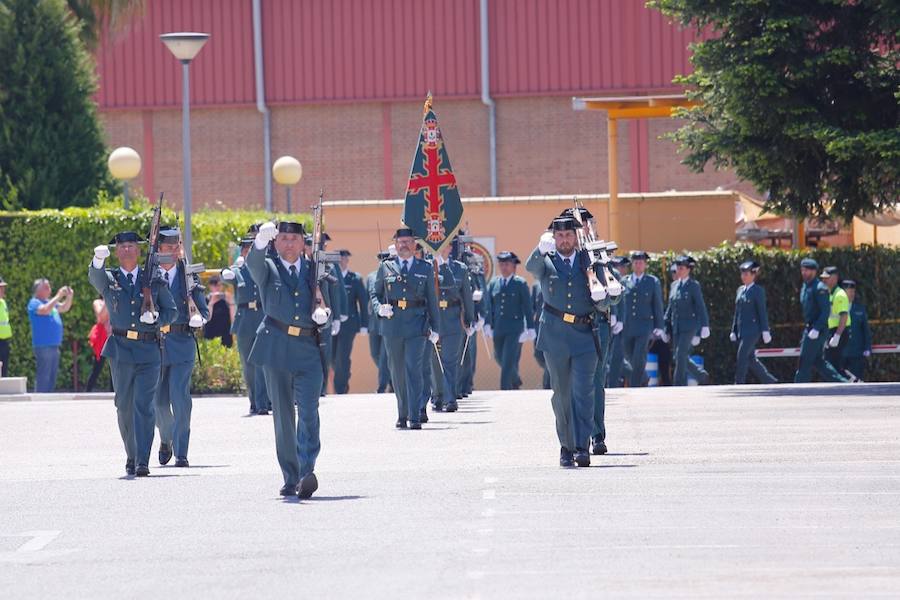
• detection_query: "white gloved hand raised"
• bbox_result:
[331,320,341,336]
[428,330,440,345]
[472,289,483,302]
[312,306,331,325]
[700,326,711,339]
[255,221,277,248]
[377,304,394,318]
[612,321,624,335]
[538,232,555,255]
[729,332,738,343]
[94,245,110,260]
[691,336,701,347]
[762,331,772,345]
[140,311,158,325]
[388,244,397,257]
[483,324,493,339]
[221,268,236,280]
[189,314,205,328]
[828,333,841,348]
[808,328,820,340]
[590,285,608,302]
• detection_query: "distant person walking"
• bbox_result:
[0,277,11,377]
[86,298,111,392]
[27,278,73,392]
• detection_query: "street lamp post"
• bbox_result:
[160,32,209,262]
[272,156,303,213]
[108,147,142,209]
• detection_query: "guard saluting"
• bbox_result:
[730,261,777,384]
[89,232,177,476]
[246,221,331,499]
[527,215,616,467]
[371,228,441,429]
[484,252,535,390]
[154,227,209,468]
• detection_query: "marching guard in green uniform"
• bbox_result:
[332,250,369,394]
[620,251,666,387]
[153,227,209,468]
[222,225,269,415]
[459,250,487,397]
[484,252,535,390]
[305,234,347,395]
[366,252,392,393]
[665,256,711,386]
[371,228,441,429]
[89,232,177,476]
[247,221,331,498]
[527,216,618,467]
[531,281,551,389]
[842,280,873,381]
[794,259,847,383]
[605,256,630,387]
[729,260,777,384]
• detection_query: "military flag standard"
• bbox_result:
[402,94,464,254]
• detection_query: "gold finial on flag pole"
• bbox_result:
[423,92,433,115]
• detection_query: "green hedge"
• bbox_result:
[643,243,900,384]
[0,196,308,391]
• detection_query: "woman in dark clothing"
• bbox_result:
[203,275,234,348]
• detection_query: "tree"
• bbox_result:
[65,0,144,50]
[0,0,113,210]
[650,0,900,222]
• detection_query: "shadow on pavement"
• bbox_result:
[602,452,650,457]
[717,384,900,398]
[160,465,230,469]
[589,464,638,469]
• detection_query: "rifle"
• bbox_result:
[310,190,342,378]
[571,199,623,296]
[140,193,166,317]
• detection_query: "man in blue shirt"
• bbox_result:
[27,278,74,392]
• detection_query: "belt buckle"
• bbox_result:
[439,300,448,309]
[287,326,301,337]
[160,325,170,334]
[126,330,139,340]
[248,301,257,310]
[398,299,408,310]
[563,313,576,324]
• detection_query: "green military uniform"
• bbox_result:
[459,254,487,397]
[89,231,177,476]
[366,256,392,393]
[842,280,872,380]
[619,252,665,387]
[430,257,475,413]
[485,252,534,390]
[794,259,847,383]
[730,261,777,384]
[332,251,368,394]
[531,282,551,389]
[665,256,711,386]
[247,222,329,498]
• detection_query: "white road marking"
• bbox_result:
[0,530,75,563]
[17,530,60,552]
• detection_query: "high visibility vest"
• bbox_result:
[0,299,11,339]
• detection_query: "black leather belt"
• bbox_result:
[439,298,461,309]
[112,328,159,342]
[264,316,317,337]
[237,301,259,310]
[543,303,594,325]
[390,299,425,310]
[160,324,194,335]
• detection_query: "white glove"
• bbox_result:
[661,332,670,343]
[538,232,555,255]
[612,321,624,335]
[475,316,485,331]
[653,328,665,339]
[331,320,341,336]
[808,328,820,340]
[518,328,536,343]
[388,244,397,257]
[428,330,440,345]
[140,311,158,325]
[221,268,236,281]
[484,324,493,338]
[828,333,841,348]
[340,315,348,322]
[377,304,394,318]
[762,331,772,344]
[465,325,476,338]
[472,289,483,302]
[189,314,205,328]
[234,256,245,268]
[312,306,331,325]
[94,245,110,260]
[691,336,701,347]
[863,350,871,357]
[729,332,738,343]
[360,327,368,335]
[255,221,277,248]
[590,285,608,302]
[700,326,710,339]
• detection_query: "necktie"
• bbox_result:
[127,273,134,287]
[164,271,170,285]
[565,258,572,270]
[289,265,298,285]
[501,278,507,291]
[401,261,409,276]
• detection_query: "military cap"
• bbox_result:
[109,231,144,245]
[239,237,255,248]
[496,251,521,264]
[157,226,181,244]
[630,250,650,261]
[394,227,415,239]
[247,223,261,234]
[800,258,819,270]
[304,235,313,246]
[674,255,696,267]
[320,232,333,242]
[560,206,594,221]
[339,249,352,257]
[278,221,305,235]
[549,216,578,231]
[612,256,631,267]
[739,260,760,272]
[841,279,857,289]
[819,266,840,279]
[377,251,391,261]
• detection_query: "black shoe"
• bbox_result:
[248,407,257,416]
[158,442,173,466]
[444,401,459,412]
[279,484,297,497]
[174,458,189,468]
[395,419,408,429]
[136,465,150,477]
[298,473,318,499]
[574,448,591,467]
[257,408,270,415]
[125,460,135,476]
[409,421,422,430]
[456,395,463,400]
[591,437,608,455]
[377,387,386,393]
[559,447,575,468]
[432,400,444,412]
[419,408,429,423]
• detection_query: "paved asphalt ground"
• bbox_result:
[2,383,900,598]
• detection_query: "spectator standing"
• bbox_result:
[27,278,73,392]
[841,280,873,381]
[203,275,234,348]
[86,298,111,392]
[0,277,11,377]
